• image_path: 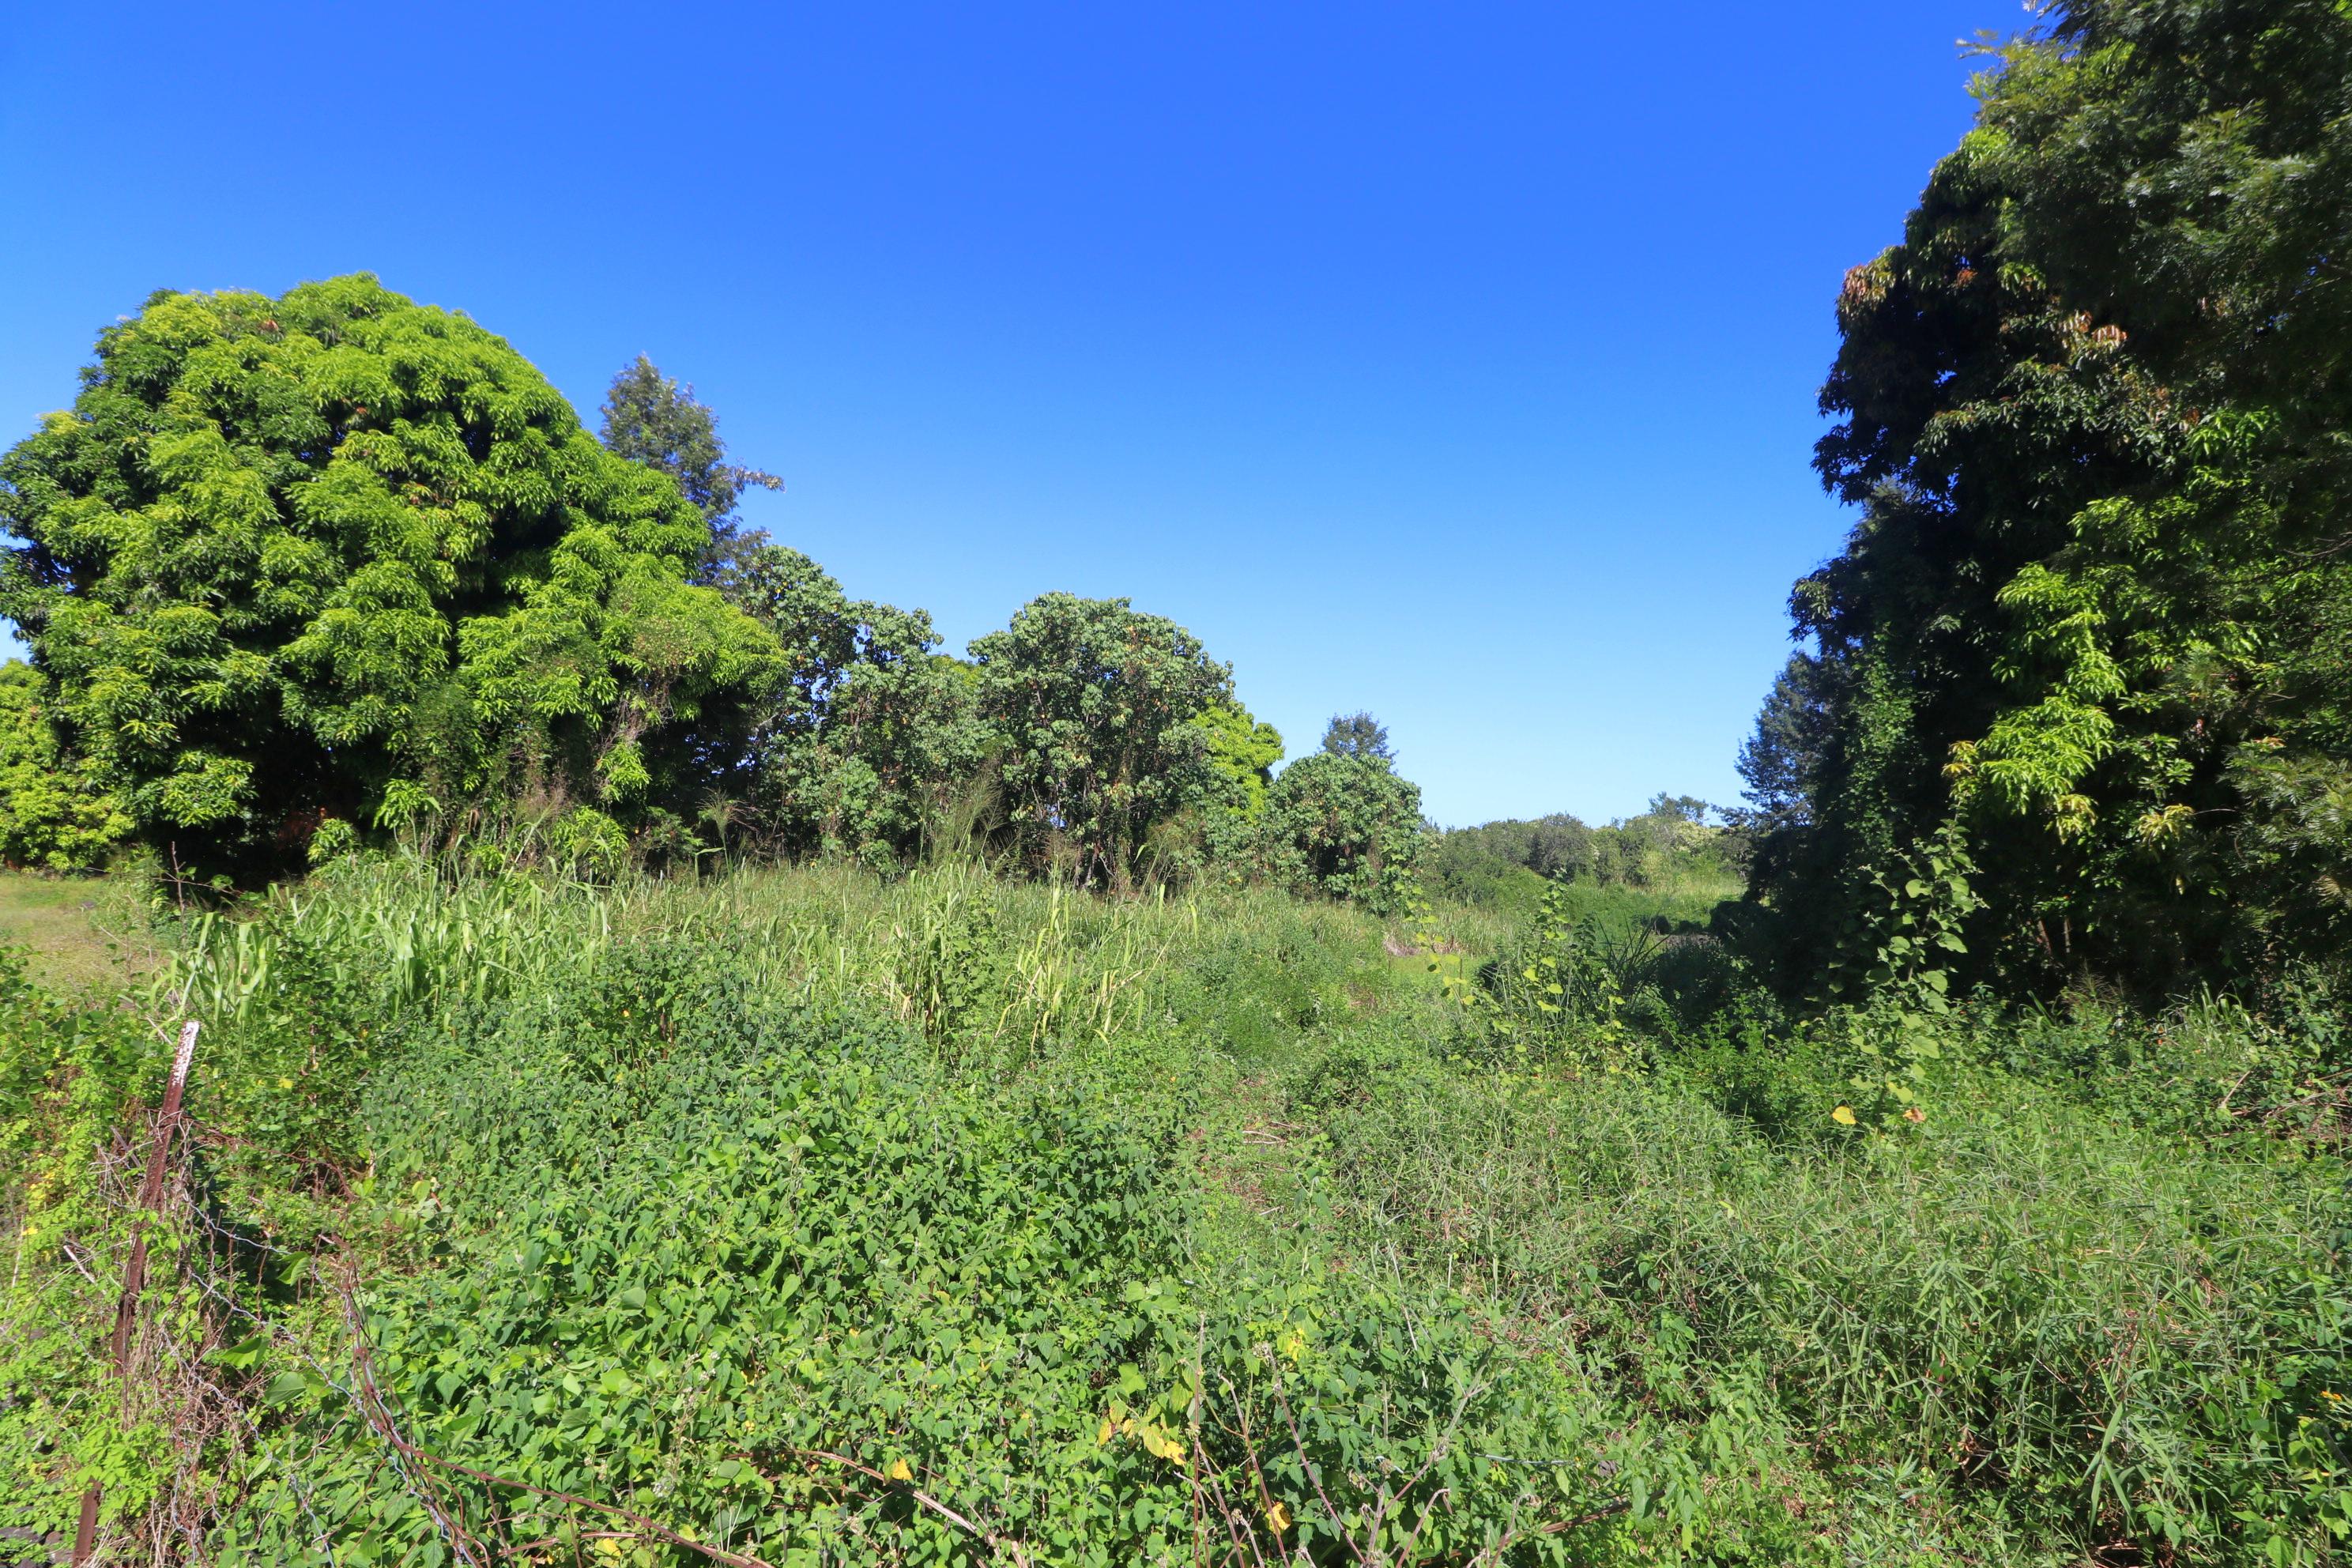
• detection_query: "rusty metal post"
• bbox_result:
[72,1019,201,1566]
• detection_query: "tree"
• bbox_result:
[599,355,782,582]
[1758,0,2352,995]
[1260,750,1424,913]
[726,542,990,863]
[1321,711,1393,762]
[1734,653,1833,839]
[0,276,781,880]
[726,543,937,741]
[0,662,129,870]
[971,594,1233,889]
[1196,703,1284,818]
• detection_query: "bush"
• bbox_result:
[1259,751,1424,914]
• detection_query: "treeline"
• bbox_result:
[1732,0,2352,1002]
[6,0,2347,1017]
[0,280,1427,906]
[1424,793,1743,910]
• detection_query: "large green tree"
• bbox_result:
[971,594,1233,889]
[0,276,780,879]
[1747,0,2352,993]
[725,542,990,863]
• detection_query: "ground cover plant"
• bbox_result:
[5,858,2350,1566]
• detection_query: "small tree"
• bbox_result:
[971,594,1232,889]
[1321,710,1393,762]
[598,356,782,582]
[1261,750,1425,913]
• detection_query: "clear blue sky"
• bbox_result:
[0,2,1998,827]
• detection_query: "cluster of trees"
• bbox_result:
[0,277,1425,905]
[1425,794,1742,908]
[1737,0,2352,998]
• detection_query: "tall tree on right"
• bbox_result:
[1746,0,2352,996]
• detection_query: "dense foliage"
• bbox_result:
[971,593,1238,890]
[9,861,2352,1566]
[0,661,128,870]
[1258,748,1425,914]
[0,277,782,882]
[1743,0,2352,998]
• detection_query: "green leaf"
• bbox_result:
[262,1370,315,1406]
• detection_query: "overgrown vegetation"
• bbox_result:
[6,1,2352,1562]
[1740,0,2352,998]
[7,863,2351,1564]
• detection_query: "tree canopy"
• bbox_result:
[1261,747,1424,914]
[971,593,1234,890]
[0,276,780,879]
[1742,0,2352,995]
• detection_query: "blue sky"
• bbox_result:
[0,2,1999,827]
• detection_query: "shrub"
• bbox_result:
[1259,751,1424,914]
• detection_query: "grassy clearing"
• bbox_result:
[6,861,2350,1564]
[0,870,155,990]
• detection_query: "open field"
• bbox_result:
[8,861,2347,1566]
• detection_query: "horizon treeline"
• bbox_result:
[0,279,1732,919]
[2,0,2347,1011]
[0,285,1441,909]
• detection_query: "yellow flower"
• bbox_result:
[886,1457,914,1482]
[1831,1105,1858,1126]
[277,1076,295,1091]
